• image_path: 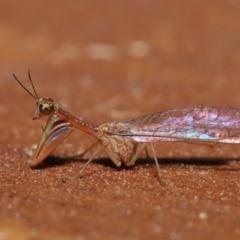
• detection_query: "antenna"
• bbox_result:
[12,70,39,99]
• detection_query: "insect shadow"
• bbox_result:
[31,155,235,171]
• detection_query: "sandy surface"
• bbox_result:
[0,1,240,239]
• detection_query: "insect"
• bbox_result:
[13,71,240,185]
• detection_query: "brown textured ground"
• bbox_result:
[0,1,240,239]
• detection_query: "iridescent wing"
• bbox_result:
[107,107,240,144]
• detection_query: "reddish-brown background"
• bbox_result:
[0,1,240,239]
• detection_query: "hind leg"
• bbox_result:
[125,143,164,186]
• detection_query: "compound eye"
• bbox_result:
[39,102,54,115]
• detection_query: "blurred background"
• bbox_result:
[1,0,240,153]
[0,0,240,239]
[1,0,240,113]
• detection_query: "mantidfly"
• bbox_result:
[13,71,240,185]
[12,71,163,183]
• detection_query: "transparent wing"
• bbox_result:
[107,107,240,143]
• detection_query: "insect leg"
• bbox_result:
[79,145,103,177]
[128,142,164,185]
[77,140,99,158]
[144,145,150,159]
[127,143,147,165]
[150,142,164,186]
